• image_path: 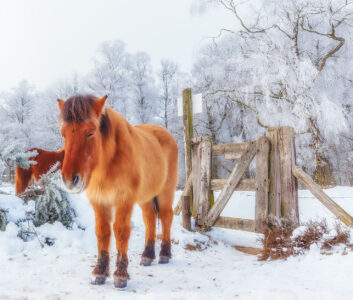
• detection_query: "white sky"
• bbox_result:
[0,0,237,90]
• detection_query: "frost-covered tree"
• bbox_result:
[34,75,85,149]
[0,80,36,147]
[130,52,159,124]
[193,0,353,185]
[157,60,180,130]
[87,40,131,118]
[2,80,33,125]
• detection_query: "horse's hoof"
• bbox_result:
[114,278,127,289]
[158,257,169,264]
[92,277,106,285]
[140,258,152,266]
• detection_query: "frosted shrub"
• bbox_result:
[21,163,76,229]
[32,166,75,228]
[0,208,7,231]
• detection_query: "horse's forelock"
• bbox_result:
[61,94,97,123]
[61,94,111,138]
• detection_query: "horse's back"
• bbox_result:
[133,124,178,200]
[134,124,177,154]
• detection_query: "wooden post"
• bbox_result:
[183,88,193,181]
[182,88,193,228]
[292,165,353,227]
[268,127,299,225]
[192,137,201,224]
[268,128,281,217]
[181,196,192,230]
[192,137,212,226]
[173,174,192,216]
[279,127,298,224]
[255,136,270,233]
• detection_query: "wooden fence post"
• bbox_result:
[268,127,299,225]
[182,88,193,229]
[192,137,212,227]
[279,127,299,224]
[255,136,270,233]
[268,128,281,217]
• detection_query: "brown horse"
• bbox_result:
[15,148,65,195]
[57,94,178,288]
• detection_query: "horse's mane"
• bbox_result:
[61,94,111,138]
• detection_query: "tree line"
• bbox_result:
[1,0,353,187]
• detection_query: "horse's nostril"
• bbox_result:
[72,174,80,186]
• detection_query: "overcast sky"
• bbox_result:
[0,0,237,90]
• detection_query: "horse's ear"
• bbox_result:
[93,95,108,116]
[57,99,65,111]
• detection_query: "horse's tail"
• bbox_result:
[153,196,159,217]
[15,166,33,195]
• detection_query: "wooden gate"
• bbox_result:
[190,136,269,233]
[174,126,353,233]
[174,88,353,234]
[174,134,274,233]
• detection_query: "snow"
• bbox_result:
[1,185,353,299]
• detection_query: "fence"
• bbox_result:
[174,89,353,233]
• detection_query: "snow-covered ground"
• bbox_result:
[1,184,353,300]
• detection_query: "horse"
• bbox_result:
[57,94,178,288]
[15,148,65,195]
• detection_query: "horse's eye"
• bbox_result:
[87,133,94,137]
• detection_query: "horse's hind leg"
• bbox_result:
[113,202,134,288]
[157,187,174,264]
[91,203,112,285]
[15,166,32,195]
[139,201,157,266]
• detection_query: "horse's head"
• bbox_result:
[58,94,109,193]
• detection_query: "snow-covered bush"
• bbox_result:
[0,208,7,231]
[21,164,76,229]
[260,217,351,260]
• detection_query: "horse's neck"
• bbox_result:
[97,110,135,170]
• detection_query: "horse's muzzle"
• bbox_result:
[62,174,85,193]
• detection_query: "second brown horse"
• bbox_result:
[15,148,65,195]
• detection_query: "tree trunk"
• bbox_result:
[308,117,335,187]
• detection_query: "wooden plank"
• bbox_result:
[182,88,193,229]
[198,137,212,225]
[214,216,255,232]
[212,142,250,158]
[268,128,281,217]
[292,165,353,227]
[181,196,191,230]
[210,178,255,191]
[192,137,202,224]
[279,127,299,224]
[233,246,262,255]
[205,141,257,226]
[255,136,270,233]
[173,174,192,215]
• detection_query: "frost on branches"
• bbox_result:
[0,209,7,231]
[0,133,37,184]
[193,0,353,186]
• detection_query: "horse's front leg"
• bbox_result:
[91,203,112,285]
[113,202,134,288]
